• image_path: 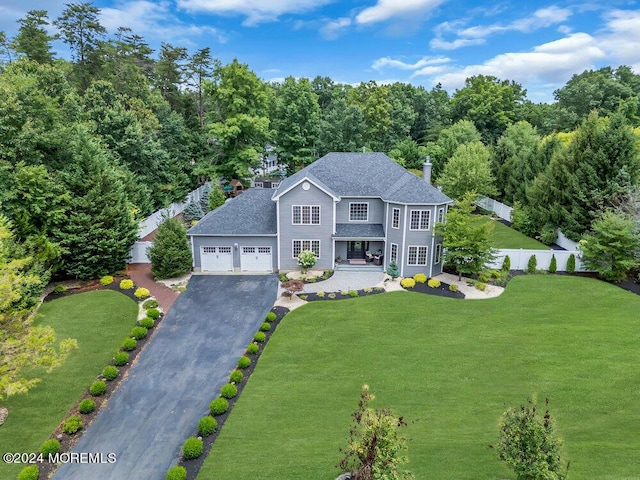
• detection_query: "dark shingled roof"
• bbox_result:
[275,152,452,205]
[333,223,385,239]
[188,188,277,236]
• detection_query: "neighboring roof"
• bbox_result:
[188,189,276,236]
[333,223,385,239]
[274,152,452,205]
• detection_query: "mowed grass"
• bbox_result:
[198,275,640,480]
[477,216,550,249]
[0,290,137,479]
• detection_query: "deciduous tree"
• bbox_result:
[438,141,495,200]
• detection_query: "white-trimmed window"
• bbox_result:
[392,208,400,229]
[390,243,398,263]
[435,244,442,264]
[349,202,369,221]
[437,207,445,224]
[410,210,431,230]
[407,246,428,265]
[254,182,264,188]
[292,205,320,225]
[271,182,279,189]
[292,240,320,258]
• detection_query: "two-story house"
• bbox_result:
[188,152,453,278]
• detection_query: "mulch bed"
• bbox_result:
[37,278,163,479]
[299,287,385,302]
[178,306,290,480]
[403,280,466,299]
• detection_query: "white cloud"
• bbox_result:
[372,56,451,71]
[100,1,226,46]
[431,6,573,51]
[427,33,606,93]
[598,9,640,71]
[320,17,351,40]
[177,0,333,26]
[356,0,446,25]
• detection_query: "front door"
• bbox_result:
[346,241,368,259]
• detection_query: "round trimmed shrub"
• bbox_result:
[400,277,416,289]
[414,273,427,283]
[18,465,39,480]
[220,383,238,399]
[100,275,114,286]
[102,365,119,381]
[63,415,83,434]
[40,438,60,456]
[237,356,251,368]
[146,308,161,319]
[427,278,441,288]
[143,299,159,309]
[210,397,228,415]
[166,465,187,480]
[260,322,271,332]
[198,416,218,436]
[119,279,134,290]
[90,380,106,396]
[448,284,459,292]
[78,398,96,414]
[122,337,137,351]
[182,436,203,460]
[139,317,155,329]
[230,369,244,383]
[134,287,150,299]
[265,311,277,322]
[254,331,266,342]
[246,343,259,354]
[114,351,129,366]
[131,326,148,340]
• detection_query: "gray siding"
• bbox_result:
[278,182,335,271]
[336,198,384,224]
[192,236,277,271]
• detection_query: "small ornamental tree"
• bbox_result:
[495,398,568,480]
[208,186,226,211]
[181,201,204,224]
[548,254,557,273]
[502,255,511,272]
[280,279,304,298]
[566,253,576,274]
[339,385,413,480]
[578,210,640,282]
[147,217,192,279]
[527,255,537,274]
[386,261,400,279]
[297,250,317,273]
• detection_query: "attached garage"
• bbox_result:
[240,246,272,272]
[201,246,233,272]
[188,189,278,274]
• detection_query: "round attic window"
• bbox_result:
[302,181,310,190]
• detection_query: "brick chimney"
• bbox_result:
[422,155,432,185]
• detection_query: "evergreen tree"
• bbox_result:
[182,201,203,224]
[147,217,192,279]
[54,127,138,279]
[13,10,57,64]
[548,254,557,273]
[579,211,640,281]
[435,192,495,280]
[208,186,225,211]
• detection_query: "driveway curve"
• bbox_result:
[53,274,278,480]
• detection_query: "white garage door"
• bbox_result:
[240,246,272,272]
[201,246,233,272]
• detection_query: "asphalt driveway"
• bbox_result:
[53,274,278,480]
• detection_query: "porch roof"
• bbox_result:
[333,223,385,240]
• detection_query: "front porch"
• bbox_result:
[334,260,384,272]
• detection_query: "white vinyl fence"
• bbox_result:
[128,182,211,263]
[476,196,513,222]
[487,249,588,272]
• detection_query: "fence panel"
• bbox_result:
[129,182,210,263]
[476,196,513,222]
[487,249,590,272]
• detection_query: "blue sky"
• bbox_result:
[1,0,639,102]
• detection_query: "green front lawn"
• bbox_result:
[479,216,550,249]
[0,290,138,479]
[197,276,640,480]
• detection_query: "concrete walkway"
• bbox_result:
[54,275,278,480]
